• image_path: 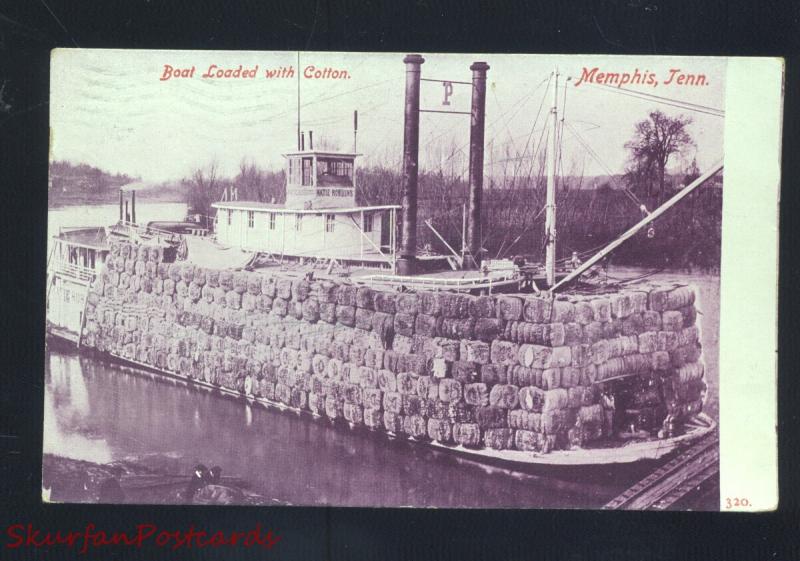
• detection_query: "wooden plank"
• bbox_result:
[604,430,719,510]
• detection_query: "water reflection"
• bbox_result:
[44,348,643,508]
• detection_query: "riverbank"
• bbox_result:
[42,453,287,505]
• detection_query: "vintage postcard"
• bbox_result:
[44,50,781,510]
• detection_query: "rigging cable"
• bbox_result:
[563,120,648,213]
[586,83,725,117]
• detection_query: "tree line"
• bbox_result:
[184,110,722,271]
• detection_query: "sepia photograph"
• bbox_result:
[44,49,731,509]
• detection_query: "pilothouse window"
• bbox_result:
[316,157,354,187]
[302,158,313,186]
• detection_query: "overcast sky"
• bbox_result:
[50,50,726,183]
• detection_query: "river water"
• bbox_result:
[44,203,720,508]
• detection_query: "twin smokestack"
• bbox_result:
[299,131,314,151]
[397,54,489,275]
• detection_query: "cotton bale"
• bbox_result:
[414,313,440,337]
[319,302,336,323]
[453,422,481,447]
[542,367,561,389]
[272,277,291,300]
[514,429,545,452]
[508,410,542,432]
[473,318,504,342]
[360,407,381,429]
[665,285,695,310]
[463,383,490,407]
[360,387,382,410]
[475,406,508,429]
[648,286,670,312]
[450,361,477,384]
[427,418,452,442]
[438,317,475,339]
[373,291,396,314]
[642,310,662,332]
[342,402,362,424]
[523,296,553,323]
[573,300,595,325]
[396,372,417,395]
[470,295,495,318]
[661,310,684,332]
[336,305,356,327]
[482,428,513,450]
[377,369,397,392]
[551,299,575,323]
[638,331,658,353]
[595,357,625,380]
[561,366,582,388]
[402,414,427,438]
[383,411,405,432]
[324,395,343,419]
[679,326,700,347]
[397,353,427,376]
[291,278,311,302]
[508,365,539,387]
[440,293,473,319]
[480,363,507,385]
[418,292,441,316]
[438,379,463,402]
[255,276,275,298]
[488,384,520,409]
[393,312,415,337]
[416,376,440,400]
[621,313,644,336]
[496,296,523,321]
[447,401,474,423]
[548,323,566,346]
[461,340,491,365]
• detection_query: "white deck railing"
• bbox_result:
[50,260,96,283]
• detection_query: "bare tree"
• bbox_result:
[185,161,222,222]
[234,159,286,203]
[624,111,694,197]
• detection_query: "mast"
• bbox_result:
[545,70,559,287]
[297,51,301,150]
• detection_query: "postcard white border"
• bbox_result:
[719,57,782,511]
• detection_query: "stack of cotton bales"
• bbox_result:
[82,240,706,455]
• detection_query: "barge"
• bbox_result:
[46,54,718,467]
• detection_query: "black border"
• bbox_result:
[1,1,798,559]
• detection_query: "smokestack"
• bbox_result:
[131,190,136,224]
[301,132,305,151]
[125,200,129,223]
[397,54,425,276]
[309,131,314,150]
[464,61,490,269]
[119,189,123,222]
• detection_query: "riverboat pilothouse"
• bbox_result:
[46,53,718,472]
[212,143,400,269]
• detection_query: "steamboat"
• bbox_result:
[46,54,717,468]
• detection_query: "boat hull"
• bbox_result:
[91,349,715,468]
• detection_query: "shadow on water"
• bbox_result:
[43,347,661,508]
